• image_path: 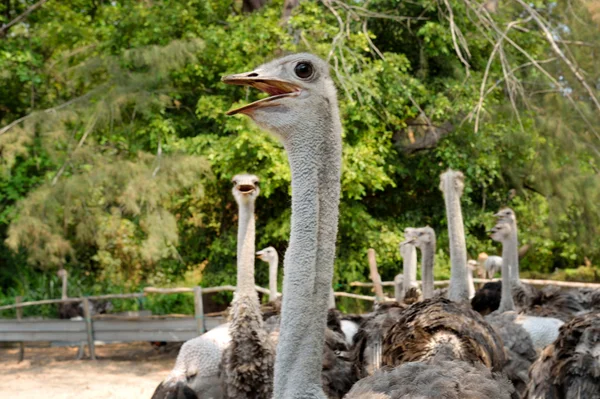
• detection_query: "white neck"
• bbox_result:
[61,272,68,300]
[399,245,417,301]
[441,174,469,303]
[236,199,257,297]
[467,269,475,299]
[499,237,516,312]
[420,239,436,299]
[268,253,279,302]
[274,113,342,398]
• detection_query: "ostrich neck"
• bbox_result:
[268,253,279,302]
[443,182,469,303]
[421,240,436,299]
[400,245,417,301]
[61,274,68,300]
[236,200,257,297]
[509,222,520,286]
[274,117,342,398]
[499,238,516,312]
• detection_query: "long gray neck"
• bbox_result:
[499,237,516,312]
[508,221,520,287]
[421,239,436,299]
[442,177,469,303]
[61,273,68,300]
[274,114,342,398]
[328,287,336,309]
[236,199,257,297]
[399,245,417,301]
[268,252,279,302]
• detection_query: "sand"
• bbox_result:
[0,342,179,399]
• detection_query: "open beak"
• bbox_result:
[236,184,256,194]
[400,239,416,247]
[256,250,265,258]
[222,72,301,115]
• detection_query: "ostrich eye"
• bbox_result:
[294,62,313,79]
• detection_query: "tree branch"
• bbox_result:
[0,0,51,37]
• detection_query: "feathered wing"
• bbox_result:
[525,311,600,399]
[485,311,537,397]
[345,356,514,399]
[220,295,275,399]
[382,298,506,371]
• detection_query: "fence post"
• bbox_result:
[16,296,24,362]
[367,248,385,302]
[82,298,96,360]
[193,286,205,335]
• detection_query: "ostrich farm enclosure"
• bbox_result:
[0,342,177,398]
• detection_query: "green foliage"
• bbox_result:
[1,0,599,315]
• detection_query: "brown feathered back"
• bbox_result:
[525,311,600,399]
[382,297,507,371]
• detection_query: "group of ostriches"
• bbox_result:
[152,54,599,399]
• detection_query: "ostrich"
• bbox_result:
[473,208,582,323]
[485,221,564,351]
[483,222,538,397]
[220,174,275,399]
[439,169,473,304]
[478,252,503,279]
[524,311,600,399]
[256,246,279,303]
[224,53,512,398]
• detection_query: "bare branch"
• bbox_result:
[0,0,51,37]
[513,0,600,113]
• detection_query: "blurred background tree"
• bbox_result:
[0,0,598,314]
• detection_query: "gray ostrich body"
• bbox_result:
[221,174,275,399]
[525,311,600,399]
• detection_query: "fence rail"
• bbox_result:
[350,278,600,289]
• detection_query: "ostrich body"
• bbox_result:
[525,311,600,399]
[221,174,275,399]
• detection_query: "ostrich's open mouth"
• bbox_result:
[222,75,301,115]
[237,184,256,194]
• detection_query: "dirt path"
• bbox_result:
[0,342,179,399]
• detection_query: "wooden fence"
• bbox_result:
[2,277,597,361]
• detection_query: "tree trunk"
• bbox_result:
[282,0,300,22]
[242,0,268,13]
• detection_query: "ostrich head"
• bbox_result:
[439,169,465,196]
[256,246,277,263]
[494,207,516,224]
[489,222,512,243]
[231,174,260,204]
[467,259,478,272]
[222,53,338,139]
[57,269,67,278]
[412,226,436,249]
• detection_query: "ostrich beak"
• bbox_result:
[400,238,416,247]
[256,250,266,258]
[222,72,301,115]
[493,211,503,218]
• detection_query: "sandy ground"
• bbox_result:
[0,342,180,399]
